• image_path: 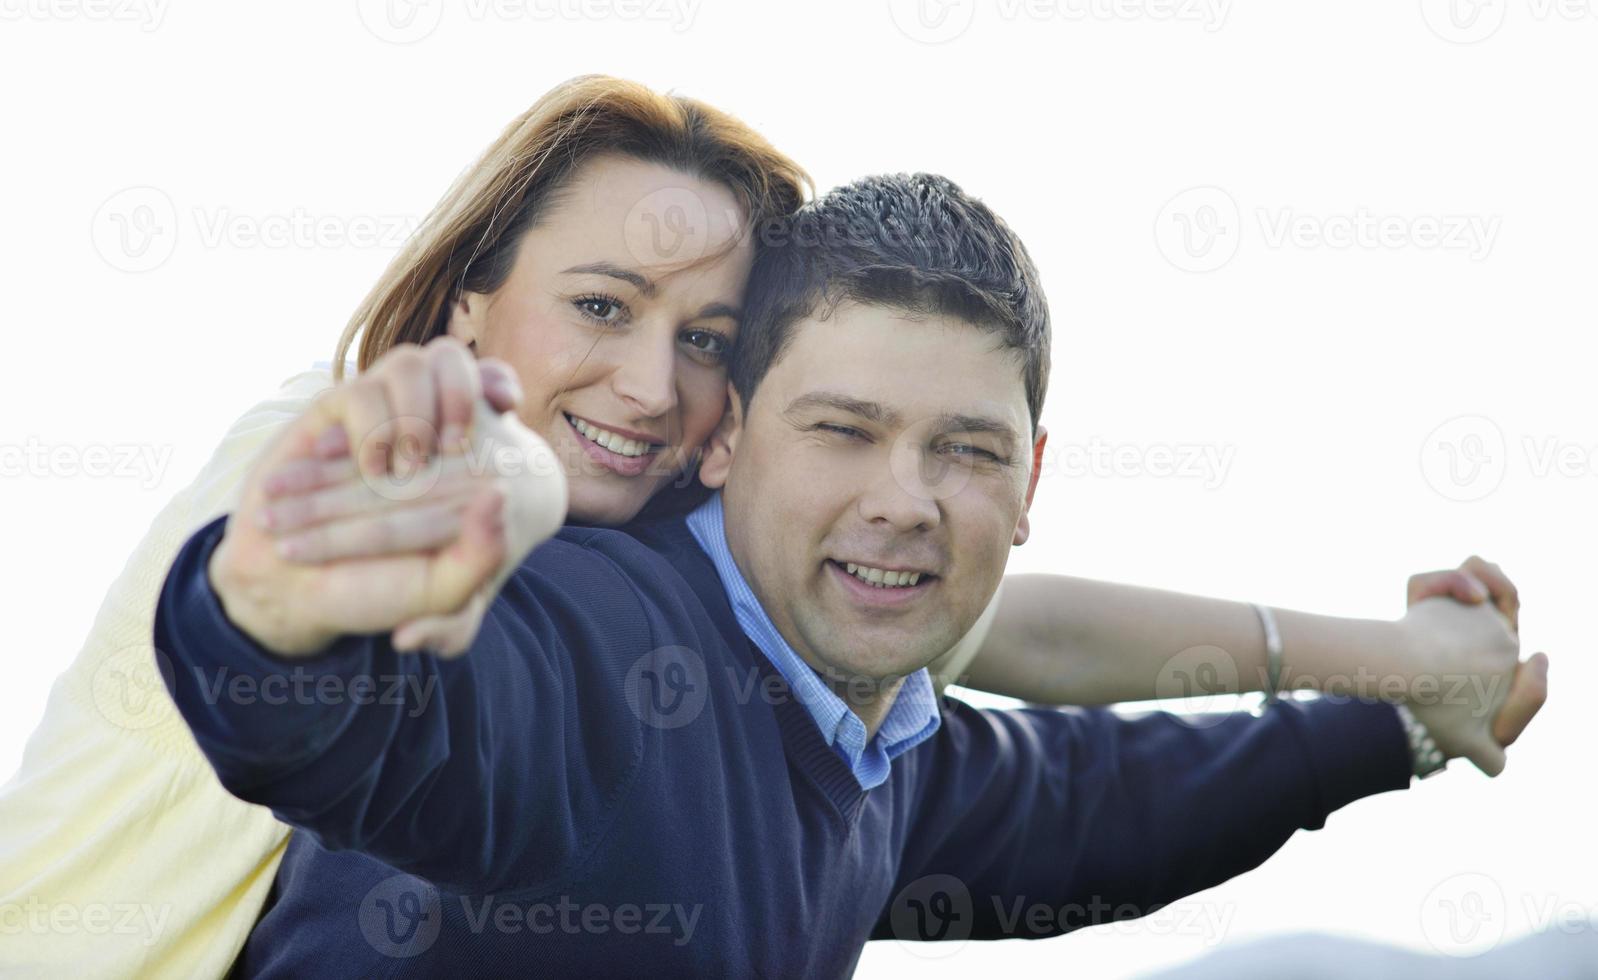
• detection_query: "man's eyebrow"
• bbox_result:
[784,391,902,428]
[934,413,1021,444]
[561,262,657,297]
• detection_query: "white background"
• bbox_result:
[2,1,1594,976]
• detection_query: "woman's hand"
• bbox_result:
[207,338,565,658]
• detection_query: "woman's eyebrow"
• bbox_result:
[695,302,740,320]
[561,262,656,296]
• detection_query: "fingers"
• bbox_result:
[1491,652,1550,748]
[1461,555,1520,632]
[261,455,479,533]
[377,348,440,481]
[274,490,480,563]
[426,336,482,457]
[1407,568,1489,607]
[476,358,524,415]
[262,455,360,498]
[415,485,508,621]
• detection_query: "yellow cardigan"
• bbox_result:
[0,361,997,978]
[0,364,338,979]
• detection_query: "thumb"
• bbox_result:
[1468,737,1508,778]
[417,486,507,624]
[392,588,491,658]
[1491,652,1550,747]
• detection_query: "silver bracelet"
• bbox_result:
[1251,602,1283,716]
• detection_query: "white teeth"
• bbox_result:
[840,562,925,589]
[568,415,653,458]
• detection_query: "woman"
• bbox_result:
[0,74,1522,978]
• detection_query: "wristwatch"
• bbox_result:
[1393,703,1449,780]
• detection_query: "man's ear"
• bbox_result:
[446,290,490,348]
[1013,424,1047,547]
[697,383,744,490]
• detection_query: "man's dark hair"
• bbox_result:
[733,172,1050,429]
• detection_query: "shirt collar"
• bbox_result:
[686,492,940,789]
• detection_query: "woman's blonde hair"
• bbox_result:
[331,74,811,382]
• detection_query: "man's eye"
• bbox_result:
[814,423,865,439]
[573,295,625,324]
[941,443,1002,463]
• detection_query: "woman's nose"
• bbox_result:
[609,325,679,420]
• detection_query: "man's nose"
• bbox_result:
[856,447,943,532]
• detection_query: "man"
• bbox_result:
[155,174,1546,977]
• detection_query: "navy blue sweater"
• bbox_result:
[155,514,1412,978]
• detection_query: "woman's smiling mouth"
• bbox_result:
[564,412,667,477]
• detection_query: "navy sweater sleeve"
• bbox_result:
[876,697,1412,940]
[154,513,668,896]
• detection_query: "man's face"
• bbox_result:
[702,301,1044,683]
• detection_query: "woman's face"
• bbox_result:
[449,155,754,526]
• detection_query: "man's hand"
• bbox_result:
[208,338,565,658]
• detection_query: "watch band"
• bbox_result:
[1393,702,1449,779]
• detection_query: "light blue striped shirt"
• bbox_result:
[686,493,941,790]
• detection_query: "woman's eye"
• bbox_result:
[574,296,624,324]
[680,329,730,362]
